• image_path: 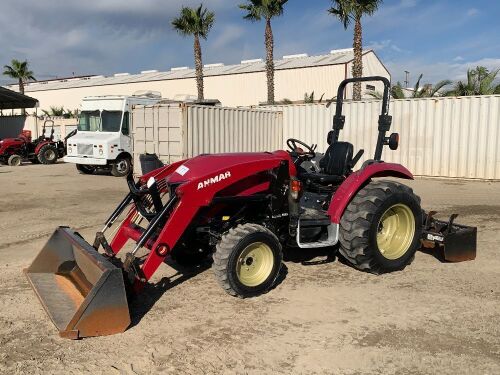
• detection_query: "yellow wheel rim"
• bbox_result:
[236,242,274,287]
[376,204,415,260]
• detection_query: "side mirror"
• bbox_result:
[385,133,399,150]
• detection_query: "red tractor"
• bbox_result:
[0,120,67,166]
[25,77,477,339]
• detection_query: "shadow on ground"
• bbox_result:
[129,260,211,327]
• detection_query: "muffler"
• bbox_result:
[24,227,130,339]
[421,211,477,262]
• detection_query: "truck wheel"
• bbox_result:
[37,144,58,164]
[8,154,22,166]
[213,223,283,298]
[111,157,132,177]
[339,180,422,274]
[76,164,96,175]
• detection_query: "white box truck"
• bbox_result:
[64,91,162,176]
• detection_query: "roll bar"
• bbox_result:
[330,76,392,161]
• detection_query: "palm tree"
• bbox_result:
[446,66,500,96]
[367,74,451,99]
[328,0,382,101]
[240,0,288,104]
[172,4,215,101]
[3,59,36,95]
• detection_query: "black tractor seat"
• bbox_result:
[300,172,345,184]
[299,141,356,184]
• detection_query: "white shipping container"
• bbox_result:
[271,95,500,180]
[132,104,283,173]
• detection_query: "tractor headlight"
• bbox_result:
[98,149,103,155]
[68,146,72,154]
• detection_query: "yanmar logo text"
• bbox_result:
[197,171,231,190]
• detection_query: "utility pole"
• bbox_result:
[404,71,410,88]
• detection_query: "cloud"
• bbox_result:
[212,24,245,50]
[386,57,500,84]
[366,40,405,53]
[0,0,232,80]
[467,8,479,17]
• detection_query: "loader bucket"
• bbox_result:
[24,227,130,339]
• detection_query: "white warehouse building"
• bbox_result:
[6,49,390,110]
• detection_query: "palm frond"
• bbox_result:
[172,5,215,39]
[2,59,36,82]
[429,79,452,96]
[240,0,288,21]
[365,90,383,99]
[391,84,405,99]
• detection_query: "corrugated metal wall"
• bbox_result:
[185,105,283,157]
[273,95,500,180]
[132,104,283,170]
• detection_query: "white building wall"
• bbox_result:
[19,52,388,112]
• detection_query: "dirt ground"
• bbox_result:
[0,162,499,375]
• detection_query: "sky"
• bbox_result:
[0,0,499,87]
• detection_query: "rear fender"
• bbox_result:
[327,162,413,224]
[34,140,53,154]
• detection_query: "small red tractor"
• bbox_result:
[25,77,477,339]
[0,120,70,166]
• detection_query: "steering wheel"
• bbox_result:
[286,138,316,160]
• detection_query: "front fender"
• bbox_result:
[328,162,413,224]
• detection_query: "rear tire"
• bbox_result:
[76,164,96,175]
[213,223,283,298]
[37,144,58,164]
[111,157,132,177]
[339,180,422,274]
[8,154,22,166]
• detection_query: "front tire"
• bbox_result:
[37,144,58,164]
[76,164,96,175]
[8,154,22,166]
[339,180,422,274]
[111,157,132,177]
[213,224,283,298]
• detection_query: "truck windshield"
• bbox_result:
[77,111,100,131]
[77,110,123,132]
[101,111,122,132]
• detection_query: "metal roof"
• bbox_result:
[0,86,39,109]
[12,49,369,93]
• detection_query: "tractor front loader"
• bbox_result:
[25,77,477,339]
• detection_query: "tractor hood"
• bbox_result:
[166,151,292,186]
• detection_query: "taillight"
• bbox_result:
[291,179,302,200]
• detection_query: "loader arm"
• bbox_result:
[113,156,290,288]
